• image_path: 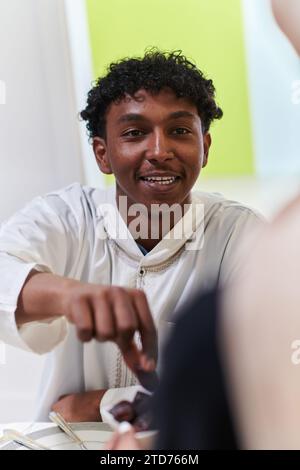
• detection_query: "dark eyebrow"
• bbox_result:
[168,111,196,120]
[117,110,197,125]
[117,113,147,124]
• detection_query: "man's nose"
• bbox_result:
[145,131,174,163]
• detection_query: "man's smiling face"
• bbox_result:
[93,88,211,209]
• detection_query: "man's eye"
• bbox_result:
[123,129,145,137]
[172,128,191,135]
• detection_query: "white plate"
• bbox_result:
[0,422,113,450]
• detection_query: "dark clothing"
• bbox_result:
[153,289,238,450]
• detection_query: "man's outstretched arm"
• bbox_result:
[16,270,157,373]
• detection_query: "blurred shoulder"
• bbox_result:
[192,190,264,226]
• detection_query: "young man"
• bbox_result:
[0,51,261,422]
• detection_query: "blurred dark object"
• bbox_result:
[109,400,136,423]
[110,391,154,431]
[135,368,159,392]
[153,288,238,450]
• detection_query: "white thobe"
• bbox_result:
[0,183,262,420]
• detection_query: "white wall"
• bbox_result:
[242,0,300,177]
[0,0,97,422]
[0,0,87,218]
[64,0,105,189]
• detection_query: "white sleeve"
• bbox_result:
[0,194,81,353]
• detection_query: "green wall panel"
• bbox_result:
[86,0,254,178]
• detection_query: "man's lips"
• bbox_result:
[137,175,181,192]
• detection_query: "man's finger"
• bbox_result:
[117,337,142,371]
[103,430,120,450]
[71,298,94,342]
[131,290,158,365]
[93,296,116,341]
[113,287,138,345]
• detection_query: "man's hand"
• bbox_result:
[51,390,107,422]
[16,272,158,373]
[63,283,157,372]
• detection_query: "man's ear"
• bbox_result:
[93,137,113,174]
[202,133,211,168]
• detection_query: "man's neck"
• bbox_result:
[135,237,159,252]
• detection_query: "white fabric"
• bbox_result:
[0,183,262,420]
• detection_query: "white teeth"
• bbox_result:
[142,176,177,185]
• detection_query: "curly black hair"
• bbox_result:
[80,49,223,140]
